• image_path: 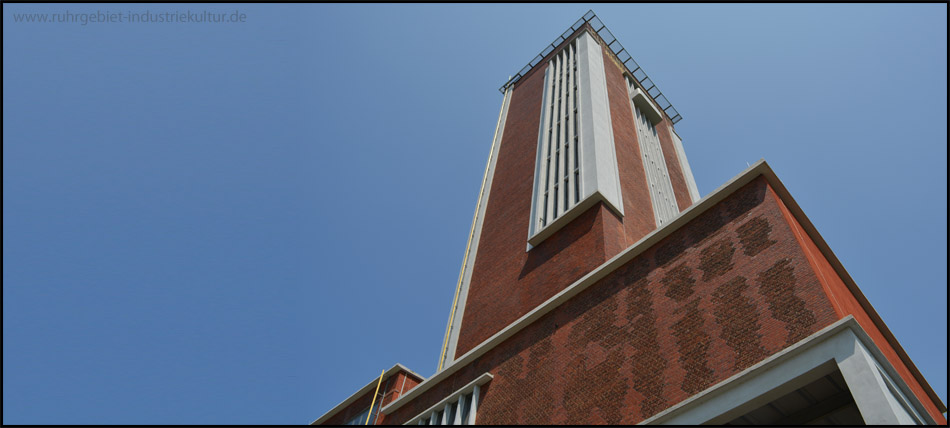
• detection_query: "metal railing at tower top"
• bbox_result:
[498,10,683,125]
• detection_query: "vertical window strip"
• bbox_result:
[546,54,561,225]
[570,40,579,205]
[557,47,568,217]
[633,101,678,225]
[535,40,583,233]
[538,63,556,228]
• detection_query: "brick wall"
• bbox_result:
[455,27,703,360]
[385,177,841,424]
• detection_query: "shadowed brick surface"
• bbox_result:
[758,258,818,346]
[736,216,776,257]
[698,239,736,281]
[712,276,769,370]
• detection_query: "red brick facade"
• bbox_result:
[380,178,842,424]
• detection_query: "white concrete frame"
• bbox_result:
[527,30,624,248]
[440,87,513,368]
[641,316,936,425]
[405,373,491,426]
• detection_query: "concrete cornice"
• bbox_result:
[310,363,424,425]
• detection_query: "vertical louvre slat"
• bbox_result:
[556,48,568,217]
[537,65,555,228]
[566,41,577,206]
[546,55,561,223]
[469,385,480,425]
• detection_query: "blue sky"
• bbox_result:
[3,4,946,424]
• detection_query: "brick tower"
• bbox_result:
[312,11,946,425]
[438,11,699,370]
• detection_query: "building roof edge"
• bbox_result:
[310,363,424,425]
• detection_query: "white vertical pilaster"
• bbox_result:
[836,339,915,425]
[668,126,701,203]
[453,397,463,425]
[443,84,514,367]
[557,49,568,216]
[469,385,480,425]
[576,31,624,216]
[566,42,577,206]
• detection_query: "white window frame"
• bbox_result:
[405,373,491,425]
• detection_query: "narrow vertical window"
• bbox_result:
[528,31,625,247]
[534,39,581,231]
[629,77,679,225]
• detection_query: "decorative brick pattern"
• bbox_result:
[712,276,768,370]
[736,216,776,257]
[758,258,818,346]
[654,234,686,267]
[382,177,840,426]
[662,264,696,301]
[698,239,736,281]
[625,275,669,419]
[672,298,716,395]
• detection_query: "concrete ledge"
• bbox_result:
[527,190,621,247]
[631,87,663,124]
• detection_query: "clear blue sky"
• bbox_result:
[3,4,946,424]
